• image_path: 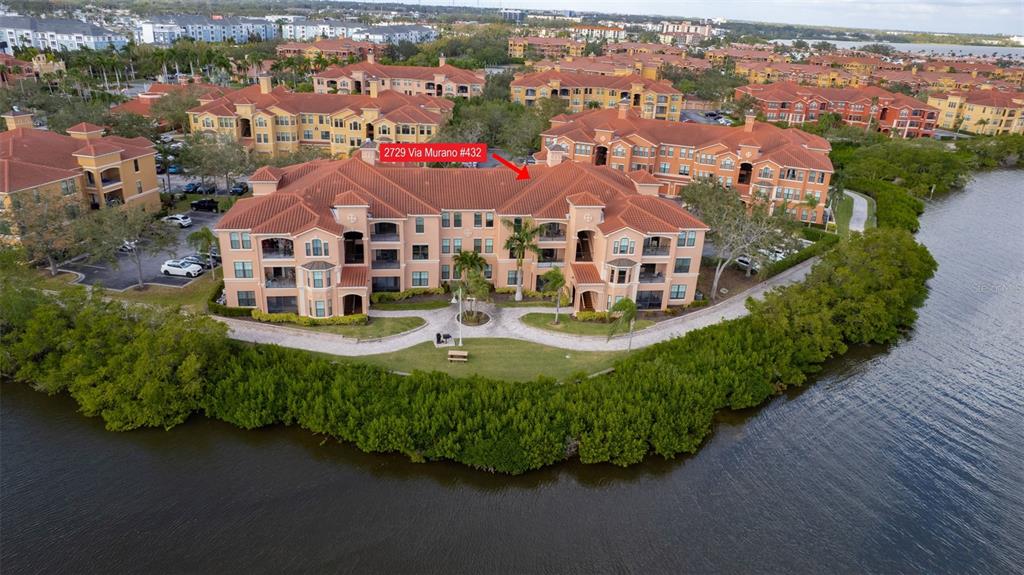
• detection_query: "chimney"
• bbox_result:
[258,74,272,95]
[2,109,34,130]
[438,52,446,67]
[617,98,630,119]
[359,139,377,165]
[744,112,756,132]
[546,143,566,167]
[367,50,375,64]
[368,79,379,98]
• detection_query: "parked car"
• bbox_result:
[717,118,733,126]
[117,240,138,254]
[705,112,721,119]
[190,198,220,212]
[229,182,249,196]
[161,259,204,278]
[735,256,760,273]
[162,214,193,228]
[198,183,218,195]
[182,253,218,268]
[156,164,167,174]
[167,164,183,174]
[182,182,201,193]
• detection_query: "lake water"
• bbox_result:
[2,171,1023,573]
[775,39,1024,59]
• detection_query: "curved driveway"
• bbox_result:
[219,258,817,356]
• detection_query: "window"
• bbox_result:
[474,212,482,227]
[670,284,687,300]
[60,179,77,196]
[412,245,429,260]
[311,271,327,288]
[133,159,140,172]
[507,270,519,286]
[484,239,493,254]
[136,181,143,194]
[234,261,253,278]
[415,217,424,234]
[453,212,462,227]
[485,213,494,227]
[759,167,773,179]
[441,212,450,227]
[613,237,633,255]
[305,239,328,257]
[659,163,669,174]
[674,257,691,274]
[678,164,690,176]
[484,264,492,279]
[441,264,450,281]
[441,239,450,254]
[677,231,697,247]
[453,239,462,253]
[473,239,482,253]
[230,232,251,249]
[313,300,327,317]
[237,291,256,307]
[411,271,428,287]
[256,117,267,127]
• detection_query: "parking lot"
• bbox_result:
[62,210,223,291]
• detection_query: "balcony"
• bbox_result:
[261,238,294,259]
[371,222,400,242]
[371,249,400,269]
[370,233,400,242]
[264,267,297,289]
[537,260,564,268]
[641,245,670,257]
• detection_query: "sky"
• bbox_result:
[361,0,1024,36]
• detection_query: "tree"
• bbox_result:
[607,297,637,351]
[150,85,201,132]
[106,112,157,140]
[679,178,791,299]
[502,218,541,301]
[452,249,486,281]
[481,70,514,101]
[179,134,252,190]
[7,189,86,276]
[76,204,177,290]
[186,226,218,279]
[541,267,566,325]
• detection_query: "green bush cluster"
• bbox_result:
[370,287,446,304]
[206,280,253,317]
[0,226,936,474]
[250,310,369,326]
[763,234,841,278]
[575,311,611,322]
[687,300,710,309]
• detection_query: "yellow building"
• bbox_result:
[928,90,1024,135]
[508,37,586,59]
[1,113,160,241]
[187,76,455,158]
[510,71,684,121]
[733,62,860,87]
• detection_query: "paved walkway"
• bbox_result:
[220,258,818,356]
[846,190,870,232]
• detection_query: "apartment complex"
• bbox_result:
[111,81,229,125]
[734,62,861,87]
[570,25,626,42]
[312,54,484,97]
[807,54,903,75]
[187,76,454,158]
[0,15,127,52]
[0,114,160,239]
[508,37,586,59]
[276,38,387,62]
[536,105,834,224]
[511,71,684,120]
[706,47,789,66]
[133,16,278,45]
[531,53,710,81]
[657,20,715,46]
[735,82,939,138]
[349,25,437,44]
[281,18,365,41]
[927,90,1024,135]
[605,42,686,57]
[214,148,708,317]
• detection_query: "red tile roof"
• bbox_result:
[943,90,1024,107]
[74,141,124,156]
[216,158,706,236]
[66,122,106,133]
[570,263,602,284]
[249,166,284,182]
[339,266,369,288]
[512,70,680,94]
[315,62,484,85]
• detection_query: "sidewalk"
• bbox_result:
[846,190,870,232]
[219,258,818,356]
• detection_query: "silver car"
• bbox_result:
[162,214,193,228]
[160,259,204,278]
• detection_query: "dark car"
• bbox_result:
[229,182,249,196]
[198,183,218,195]
[190,198,220,213]
[182,182,201,193]
[167,164,183,174]
[156,164,167,174]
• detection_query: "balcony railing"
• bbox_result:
[537,260,564,268]
[371,260,400,269]
[538,234,566,242]
[101,177,122,188]
[265,277,297,289]
[642,246,671,256]
[262,250,295,259]
[370,233,400,242]
[638,273,665,284]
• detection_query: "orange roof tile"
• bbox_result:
[570,263,602,285]
[339,266,369,288]
[66,122,106,133]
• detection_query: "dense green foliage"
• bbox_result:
[2,225,936,473]
[251,310,369,326]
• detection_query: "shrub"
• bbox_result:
[687,299,710,309]
[250,309,369,326]
[370,287,445,303]
[762,233,840,278]
[575,311,610,322]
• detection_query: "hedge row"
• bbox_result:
[370,287,446,303]
[251,310,369,326]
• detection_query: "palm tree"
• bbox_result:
[502,218,541,301]
[187,227,219,279]
[452,250,487,319]
[864,95,879,134]
[541,267,566,325]
[975,118,990,136]
[607,297,638,351]
[803,194,819,227]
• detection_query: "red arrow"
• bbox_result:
[491,153,530,180]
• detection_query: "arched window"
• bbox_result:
[256,117,266,127]
[758,167,773,179]
[305,238,329,257]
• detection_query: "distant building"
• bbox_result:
[349,25,437,44]
[508,37,586,59]
[511,70,684,120]
[499,9,524,24]
[570,25,626,42]
[0,15,127,52]
[280,19,365,41]
[276,38,387,62]
[313,53,484,97]
[928,90,1024,135]
[133,15,278,45]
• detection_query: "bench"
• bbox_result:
[447,350,469,363]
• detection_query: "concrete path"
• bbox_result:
[846,190,870,232]
[220,258,818,356]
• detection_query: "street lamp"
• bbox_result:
[450,285,463,347]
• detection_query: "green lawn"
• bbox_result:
[835,195,854,236]
[372,300,451,311]
[283,316,426,341]
[520,312,654,336]
[109,273,220,311]
[328,338,626,381]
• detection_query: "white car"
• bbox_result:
[162,214,192,228]
[161,259,204,278]
[735,256,760,273]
